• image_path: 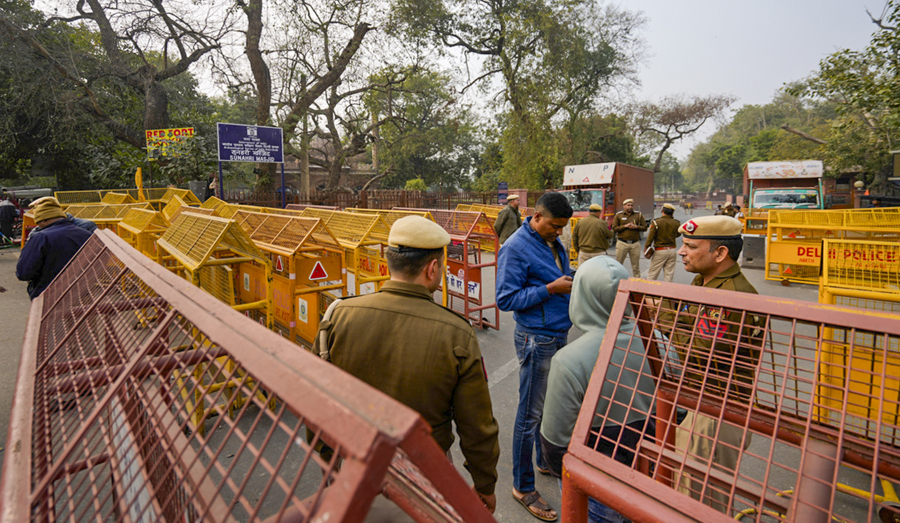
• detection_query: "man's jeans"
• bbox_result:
[513,328,567,493]
[557,479,626,523]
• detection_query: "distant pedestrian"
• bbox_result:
[722,202,737,217]
[714,204,723,215]
[572,203,612,266]
[872,198,882,208]
[612,198,647,278]
[16,197,92,299]
[0,195,16,241]
[645,203,681,282]
[494,194,523,245]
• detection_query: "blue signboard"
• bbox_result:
[498,181,508,204]
[217,123,284,163]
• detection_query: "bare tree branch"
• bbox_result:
[780,123,828,144]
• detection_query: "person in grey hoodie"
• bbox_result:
[539,256,659,523]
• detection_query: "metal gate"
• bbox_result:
[562,278,900,523]
[0,230,495,523]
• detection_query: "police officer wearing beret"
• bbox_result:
[313,216,500,512]
[572,203,613,266]
[645,203,681,282]
[657,215,763,513]
[494,194,522,245]
[612,198,648,277]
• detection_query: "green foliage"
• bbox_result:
[367,68,481,190]
[404,177,427,191]
[789,2,900,193]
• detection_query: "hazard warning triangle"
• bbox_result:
[783,267,794,275]
[309,260,328,280]
[787,231,798,239]
[582,176,590,183]
[275,255,284,272]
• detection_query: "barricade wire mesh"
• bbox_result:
[564,279,900,523]
[822,239,900,293]
[1,230,495,523]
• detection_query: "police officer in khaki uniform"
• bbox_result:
[722,201,737,217]
[612,198,648,277]
[644,203,681,282]
[572,203,612,266]
[313,216,500,512]
[494,194,522,245]
[656,215,763,513]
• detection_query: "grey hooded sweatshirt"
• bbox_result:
[539,256,657,476]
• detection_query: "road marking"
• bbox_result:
[489,358,519,389]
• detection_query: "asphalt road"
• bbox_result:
[0,206,825,521]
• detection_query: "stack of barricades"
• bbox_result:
[765,207,900,284]
[231,209,347,348]
[300,208,392,296]
[56,187,174,208]
[561,278,900,523]
[64,202,153,233]
[0,230,496,522]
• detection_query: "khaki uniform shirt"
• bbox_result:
[313,281,500,494]
[658,264,764,401]
[722,208,737,218]
[493,204,522,244]
[646,215,681,248]
[611,211,648,243]
[572,214,613,253]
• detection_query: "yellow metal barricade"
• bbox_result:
[766,208,900,284]
[816,239,900,516]
[232,210,347,349]
[161,194,192,223]
[201,195,233,216]
[64,202,152,233]
[300,208,392,296]
[156,212,275,433]
[100,192,136,204]
[56,188,170,206]
[739,207,770,235]
[116,207,169,262]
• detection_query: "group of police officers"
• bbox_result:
[312,196,756,521]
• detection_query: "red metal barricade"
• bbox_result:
[562,278,900,523]
[394,208,500,330]
[0,230,495,523]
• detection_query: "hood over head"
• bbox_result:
[569,256,629,332]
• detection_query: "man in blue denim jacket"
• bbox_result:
[497,191,573,521]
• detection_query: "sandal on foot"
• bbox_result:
[513,490,558,522]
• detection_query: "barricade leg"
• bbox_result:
[562,457,589,523]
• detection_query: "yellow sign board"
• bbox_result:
[770,241,900,271]
[146,127,195,158]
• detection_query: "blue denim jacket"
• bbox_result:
[496,216,572,336]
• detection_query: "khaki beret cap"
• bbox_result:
[507,194,520,200]
[662,203,676,211]
[724,201,733,208]
[589,203,602,211]
[32,197,67,223]
[623,198,634,205]
[679,216,743,239]
[388,215,450,250]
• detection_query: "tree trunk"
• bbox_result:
[143,77,169,132]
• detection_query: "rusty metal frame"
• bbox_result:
[563,278,900,523]
[0,230,496,523]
